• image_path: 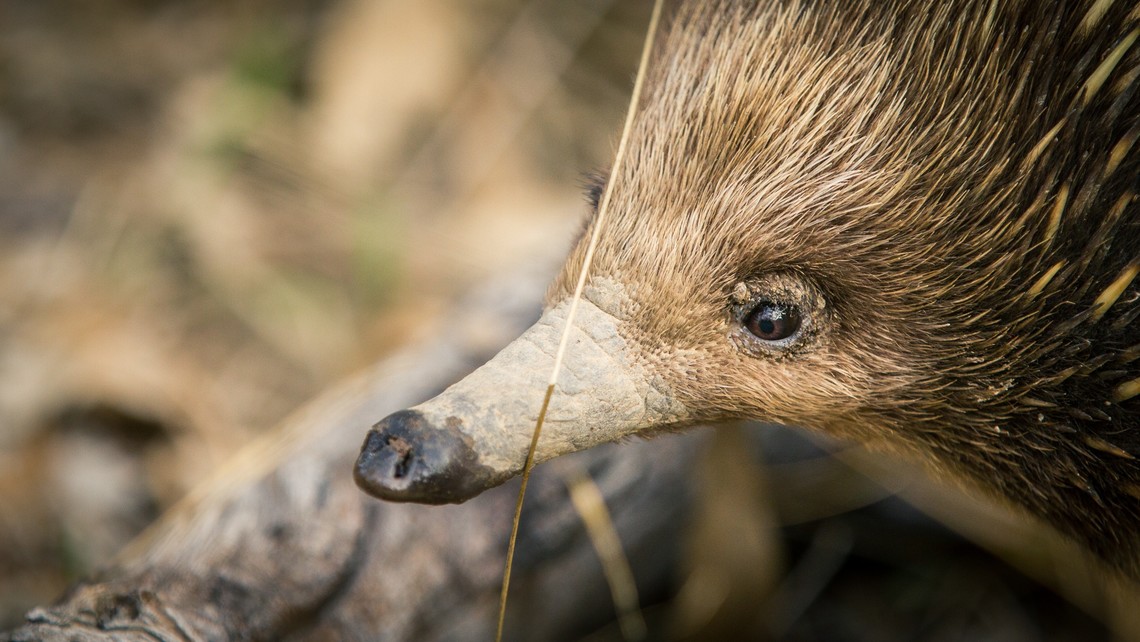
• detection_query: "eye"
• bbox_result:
[744,302,802,341]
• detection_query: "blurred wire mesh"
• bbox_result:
[0,1,1130,639]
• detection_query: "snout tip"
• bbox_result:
[353,409,497,504]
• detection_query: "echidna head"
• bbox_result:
[355,0,1140,574]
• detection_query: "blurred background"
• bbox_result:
[0,1,1129,639]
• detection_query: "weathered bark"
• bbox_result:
[1,271,704,641]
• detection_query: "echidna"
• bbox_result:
[355,0,1140,577]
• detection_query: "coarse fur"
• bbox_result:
[552,0,1140,575]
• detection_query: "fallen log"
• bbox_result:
[1,270,708,641]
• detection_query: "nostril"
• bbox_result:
[386,435,413,479]
[356,422,419,484]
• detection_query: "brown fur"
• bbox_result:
[552,0,1140,575]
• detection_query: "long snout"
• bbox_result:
[354,291,689,504]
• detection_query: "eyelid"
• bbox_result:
[729,273,824,357]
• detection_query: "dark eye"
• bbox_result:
[745,302,801,341]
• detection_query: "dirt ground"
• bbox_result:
[0,1,1129,639]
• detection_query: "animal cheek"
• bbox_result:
[649,350,778,422]
[702,356,858,428]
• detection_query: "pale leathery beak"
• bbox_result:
[354,283,689,504]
